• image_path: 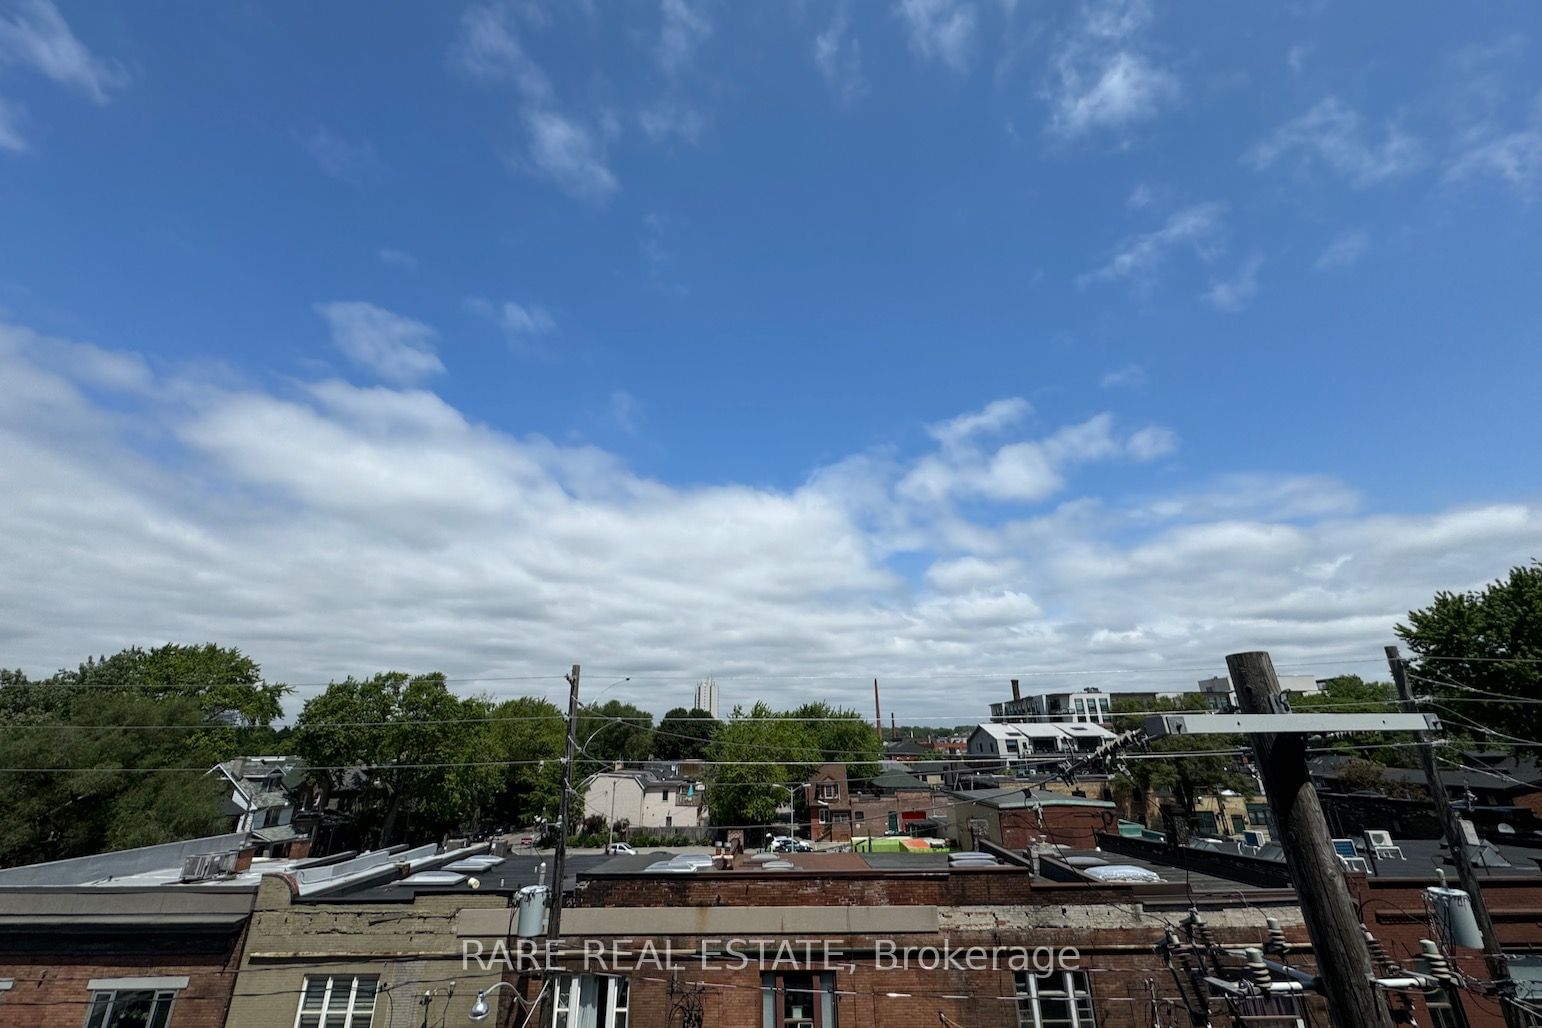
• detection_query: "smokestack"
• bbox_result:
[874,678,882,737]
[891,713,896,740]
[1011,678,1021,701]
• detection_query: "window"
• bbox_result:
[1424,987,1461,1028]
[1247,804,1272,827]
[818,808,830,823]
[763,972,836,1027]
[551,975,628,1028]
[1231,814,1247,834]
[853,811,864,823]
[819,783,839,800]
[661,790,671,801]
[295,975,377,1028]
[83,979,188,1028]
[85,991,177,1028]
[1015,970,1096,1028]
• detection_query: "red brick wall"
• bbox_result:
[504,924,1329,1028]
[1351,877,1542,1028]
[0,953,238,1028]
[574,869,1138,909]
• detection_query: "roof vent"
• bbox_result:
[180,850,239,882]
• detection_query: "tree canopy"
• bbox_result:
[654,707,720,761]
[1397,562,1542,745]
[0,643,287,868]
[703,701,880,832]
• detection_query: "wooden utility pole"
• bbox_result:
[547,664,580,944]
[1386,645,1522,1028]
[1228,650,1395,1028]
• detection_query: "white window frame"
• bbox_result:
[1014,969,1097,1028]
[550,974,629,1028]
[293,974,378,1028]
[84,988,179,1028]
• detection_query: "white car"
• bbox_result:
[605,842,636,855]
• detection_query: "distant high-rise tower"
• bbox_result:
[693,677,720,718]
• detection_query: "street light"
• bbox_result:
[468,981,518,1022]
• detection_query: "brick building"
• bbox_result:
[464,847,1328,1028]
[802,763,951,844]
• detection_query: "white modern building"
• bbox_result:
[693,677,720,717]
[582,770,708,830]
[1195,675,1322,711]
[990,687,1114,724]
[965,722,1117,765]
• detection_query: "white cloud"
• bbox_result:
[1314,229,1369,271]
[521,107,618,201]
[0,95,24,151]
[1247,97,1422,186]
[901,406,1176,505]
[1203,252,1263,312]
[450,5,619,202]
[896,0,977,75]
[1045,0,1178,139]
[465,297,557,353]
[1127,425,1177,461]
[0,0,126,104]
[814,8,867,106]
[1448,128,1542,193]
[314,302,444,385]
[1447,93,1542,196]
[450,3,552,101]
[378,247,418,270]
[639,100,706,145]
[4,324,1540,717]
[303,126,380,182]
[926,397,1032,449]
[1099,364,1145,390]
[610,390,641,435]
[656,0,711,76]
[1049,50,1178,138]
[1125,183,1153,209]
[1081,202,1225,289]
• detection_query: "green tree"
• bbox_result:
[1397,562,1542,744]
[0,643,287,867]
[484,696,567,825]
[576,700,655,773]
[704,703,820,831]
[790,701,883,780]
[654,707,721,761]
[292,672,501,845]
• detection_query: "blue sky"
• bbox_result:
[2,1,1540,718]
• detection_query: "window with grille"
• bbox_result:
[85,990,178,1028]
[1014,970,1096,1028]
[293,975,378,1028]
[550,975,628,1028]
[762,972,836,1028]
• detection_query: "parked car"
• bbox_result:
[605,842,636,855]
[769,836,813,853]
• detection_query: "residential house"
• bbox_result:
[964,722,1116,768]
[803,763,951,844]
[211,755,310,858]
[582,770,706,832]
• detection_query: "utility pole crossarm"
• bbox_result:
[1143,711,1441,739]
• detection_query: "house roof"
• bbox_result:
[868,769,931,792]
[1311,754,1542,795]
[970,722,1116,743]
[948,787,1117,811]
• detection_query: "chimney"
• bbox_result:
[1011,679,1021,701]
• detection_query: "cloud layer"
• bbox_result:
[3,322,1539,720]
